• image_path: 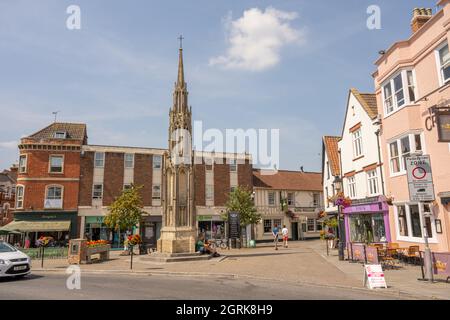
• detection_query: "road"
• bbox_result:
[0,272,407,300]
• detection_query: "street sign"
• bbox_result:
[228,212,240,239]
[363,264,387,289]
[406,155,435,201]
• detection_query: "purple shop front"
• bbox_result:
[343,196,391,245]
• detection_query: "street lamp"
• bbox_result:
[333,175,345,261]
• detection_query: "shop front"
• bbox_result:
[343,196,391,245]
[140,215,162,249]
[197,215,226,240]
[84,216,110,241]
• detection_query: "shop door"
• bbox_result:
[291,222,298,241]
[143,222,156,248]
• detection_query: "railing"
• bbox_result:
[20,247,68,260]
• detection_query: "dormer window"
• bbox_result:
[54,131,67,139]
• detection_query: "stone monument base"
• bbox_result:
[142,251,211,263]
[157,226,197,254]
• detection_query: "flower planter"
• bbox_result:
[85,244,111,264]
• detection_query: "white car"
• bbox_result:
[0,241,31,278]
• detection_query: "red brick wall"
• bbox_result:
[17,150,81,211]
[133,154,153,206]
[79,151,94,206]
[214,161,230,206]
[103,152,124,206]
[238,159,253,191]
[194,163,205,206]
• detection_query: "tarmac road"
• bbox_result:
[0,272,407,300]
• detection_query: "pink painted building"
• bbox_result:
[373,1,450,252]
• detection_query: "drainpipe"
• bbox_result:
[375,129,386,195]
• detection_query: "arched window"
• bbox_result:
[16,185,24,209]
[44,185,63,209]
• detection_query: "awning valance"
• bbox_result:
[0,220,71,233]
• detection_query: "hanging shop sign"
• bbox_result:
[406,155,435,202]
[363,264,387,289]
[436,109,450,142]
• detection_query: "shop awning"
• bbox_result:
[0,220,71,233]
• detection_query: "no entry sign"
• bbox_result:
[406,155,435,201]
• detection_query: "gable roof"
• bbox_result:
[322,136,341,176]
[350,88,378,119]
[252,169,322,191]
[28,123,87,141]
[0,170,16,184]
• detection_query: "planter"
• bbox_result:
[86,244,111,255]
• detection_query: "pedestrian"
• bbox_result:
[24,235,31,249]
[282,224,289,248]
[272,224,279,250]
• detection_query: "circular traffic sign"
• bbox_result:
[412,166,427,180]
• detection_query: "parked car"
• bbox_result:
[0,241,31,278]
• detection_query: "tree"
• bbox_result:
[104,185,145,235]
[222,186,261,240]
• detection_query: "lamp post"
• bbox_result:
[333,175,345,261]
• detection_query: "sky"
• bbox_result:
[0,0,438,172]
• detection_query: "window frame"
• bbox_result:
[205,184,214,201]
[268,191,275,206]
[92,184,104,200]
[15,185,25,209]
[94,152,105,168]
[229,159,237,172]
[366,169,379,196]
[287,192,295,206]
[19,154,28,173]
[44,185,63,209]
[124,153,134,168]
[435,41,450,86]
[152,184,161,200]
[48,155,64,174]
[54,131,67,139]
[263,219,272,233]
[347,176,356,199]
[388,132,424,176]
[352,129,363,158]
[394,203,437,243]
[153,155,162,170]
[381,69,418,117]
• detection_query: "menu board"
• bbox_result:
[364,264,387,289]
[228,212,240,239]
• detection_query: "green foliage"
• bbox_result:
[325,218,338,228]
[222,186,261,227]
[104,185,145,232]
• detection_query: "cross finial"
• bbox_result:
[178,35,184,49]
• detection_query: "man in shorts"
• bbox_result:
[272,224,279,250]
[282,225,289,248]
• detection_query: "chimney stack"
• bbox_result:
[411,8,433,33]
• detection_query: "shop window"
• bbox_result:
[19,155,27,173]
[94,152,105,168]
[268,192,275,206]
[349,213,386,243]
[92,184,103,199]
[397,205,408,236]
[49,155,64,173]
[153,155,162,169]
[273,219,281,229]
[410,205,422,238]
[263,220,272,233]
[124,154,134,168]
[316,222,322,231]
[307,218,315,232]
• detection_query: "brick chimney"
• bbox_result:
[411,8,433,33]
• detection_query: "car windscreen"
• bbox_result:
[0,242,17,253]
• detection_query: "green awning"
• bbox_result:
[0,220,71,233]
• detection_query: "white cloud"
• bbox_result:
[0,140,18,149]
[210,7,305,71]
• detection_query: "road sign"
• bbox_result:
[363,264,387,289]
[406,155,435,201]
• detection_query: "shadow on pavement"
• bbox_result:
[0,273,43,283]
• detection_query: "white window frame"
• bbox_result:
[19,154,27,173]
[229,159,237,172]
[287,192,294,206]
[54,131,67,139]
[124,153,134,168]
[388,132,425,177]
[152,184,161,200]
[206,185,214,201]
[393,203,437,244]
[347,176,356,199]
[94,152,105,168]
[92,184,103,199]
[268,191,275,206]
[381,69,418,117]
[435,41,450,86]
[153,155,162,170]
[44,185,63,209]
[15,185,25,209]
[352,129,363,158]
[366,169,379,196]
[49,155,64,174]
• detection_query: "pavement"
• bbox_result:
[27,240,449,300]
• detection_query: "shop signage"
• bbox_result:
[436,109,450,142]
[363,264,387,289]
[197,215,223,222]
[406,155,435,201]
[86,216,104,224]
[228,211,240,239]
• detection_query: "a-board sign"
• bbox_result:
[363,264,387,289]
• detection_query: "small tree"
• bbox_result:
[104,185,145,243]
[222,186,261,240]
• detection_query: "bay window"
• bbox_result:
[394,203,436,242]
[16,186,24,209]
[382,69,417,116]
[388,133,424,175]
[437,42,450,84]
[19,155,27,173]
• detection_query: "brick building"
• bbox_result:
[0,167,17,227]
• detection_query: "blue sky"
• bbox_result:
[0,0,437,171]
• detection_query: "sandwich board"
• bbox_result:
[363,264,387,289]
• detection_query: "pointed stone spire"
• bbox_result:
[176,35,185,89]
